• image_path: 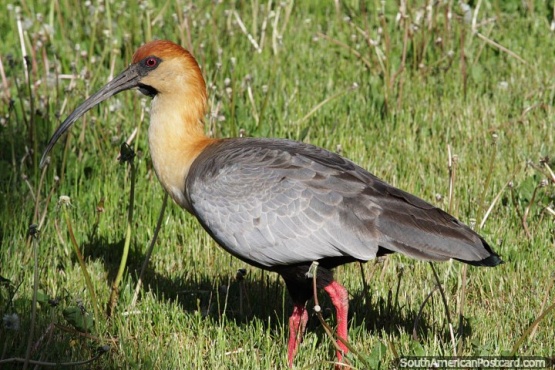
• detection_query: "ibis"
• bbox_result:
[41,40,502,367]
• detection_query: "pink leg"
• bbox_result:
[323,281,349,363]
[287,304,308,368]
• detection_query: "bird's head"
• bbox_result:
[40,40,207,168]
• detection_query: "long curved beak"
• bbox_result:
[40,63,142,168]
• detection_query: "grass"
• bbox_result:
[1,0,554,368]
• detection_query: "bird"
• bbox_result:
[41,40,502,368]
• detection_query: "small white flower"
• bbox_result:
[59,195,72,206]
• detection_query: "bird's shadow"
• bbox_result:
[79,234,469,353]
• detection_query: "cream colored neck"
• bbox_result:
[147,93,214,212]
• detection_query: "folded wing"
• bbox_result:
[186,138,500,269]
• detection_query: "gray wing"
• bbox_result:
[186,138,498,268]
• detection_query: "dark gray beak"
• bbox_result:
[40,63,143,168]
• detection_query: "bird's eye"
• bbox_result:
[144,57,158,68]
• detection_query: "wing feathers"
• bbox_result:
[187,138,500,268]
